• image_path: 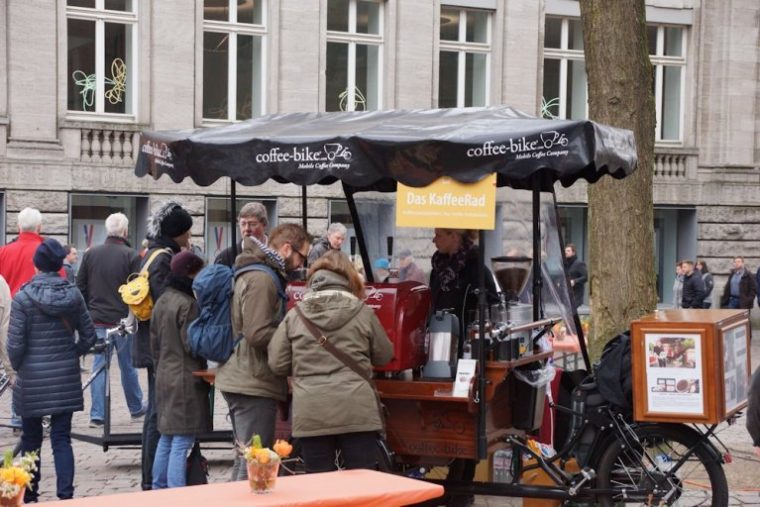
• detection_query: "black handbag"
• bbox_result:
[186,441,209,485]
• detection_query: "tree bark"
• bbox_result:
[579,0,658,360]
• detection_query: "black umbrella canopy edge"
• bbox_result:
[134,106,637,192]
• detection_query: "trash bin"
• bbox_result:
[511,362,554,431]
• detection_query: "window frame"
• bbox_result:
[65,0,139,121]
[201,0,268,124]
[649,25,687,144]
[324,0,385,112]
[542,16,687,144]
[437,7,492,108]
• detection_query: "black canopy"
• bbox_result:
[135,106,637,191]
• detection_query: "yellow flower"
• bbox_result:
[253,449,271,464]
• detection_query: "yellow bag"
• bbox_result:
[119,248,170,321]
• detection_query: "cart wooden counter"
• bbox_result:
[376,352,552,463]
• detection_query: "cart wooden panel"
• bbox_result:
[376,352,551,462]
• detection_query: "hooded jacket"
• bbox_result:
[268,270,393,437]
[151,278,211,435]
[215,239,288,402]
[7,273,97,417]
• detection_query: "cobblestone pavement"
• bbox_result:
[1,340,759,505]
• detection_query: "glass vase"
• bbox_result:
[246,460,279,494]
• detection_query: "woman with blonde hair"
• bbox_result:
[268,250,392,473]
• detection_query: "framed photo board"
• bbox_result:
[631,309,751,424]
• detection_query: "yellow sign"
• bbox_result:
[396,174,497,230]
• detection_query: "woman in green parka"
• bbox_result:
[268,250,393,473]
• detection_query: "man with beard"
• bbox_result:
[215,223,310,480]
[564,244,587,311]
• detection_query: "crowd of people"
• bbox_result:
[2,202,760,502]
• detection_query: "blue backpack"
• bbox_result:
[187,262,287,362]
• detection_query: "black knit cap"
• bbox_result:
[161,205,193,238]
[33,238,67,273]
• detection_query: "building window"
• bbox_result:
[66,0,137,116]
[648,25,686,142]
[542,18,686,142]
[70,194,148,252]
[438,7,491,108]
[203,0,266,121]
[325,0,383,112]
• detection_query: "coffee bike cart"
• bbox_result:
[135,106,738,506]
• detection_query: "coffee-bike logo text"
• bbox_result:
[255,143,352,170]
[466,131,570,160]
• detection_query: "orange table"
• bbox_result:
[36,469,444,507]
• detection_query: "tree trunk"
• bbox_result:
[579,0,658,360]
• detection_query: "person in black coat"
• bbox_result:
[680,260,705,309]
[563,243,587,311]
[429,228,497,507]
[721,256,756,309]
[7,238,97,502]
[135,202,193,491]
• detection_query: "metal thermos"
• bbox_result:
[422,311,460,380]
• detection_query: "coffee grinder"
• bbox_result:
[491,255,532,359]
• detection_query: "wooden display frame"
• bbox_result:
[631,309,750,424]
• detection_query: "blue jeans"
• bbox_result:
[152,434,196,489]
[90,325,144,421]
[21,412,74,502]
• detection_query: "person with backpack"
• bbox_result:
[134,201,193,490]
[215,223,310,481]
[7,239,97,502]
[150,251,211,489]
[268,250,393,473]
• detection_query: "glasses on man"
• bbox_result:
[290,244,309,266]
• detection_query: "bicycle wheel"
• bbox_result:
[595,423,728,506]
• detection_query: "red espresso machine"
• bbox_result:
[286,281,432,373]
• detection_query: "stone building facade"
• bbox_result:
[0,0,758,304]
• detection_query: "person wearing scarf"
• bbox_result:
[150,251,211,488]
[429,228,498,507]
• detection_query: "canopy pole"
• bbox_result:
[301,186,308,230]
[342,183,374,283]
[531,179,542,322]
[551,192,592,372]
[477,230,487,460]
[230,178,238,257]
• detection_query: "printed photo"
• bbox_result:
[647,337,697,369]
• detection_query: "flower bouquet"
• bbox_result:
[242,435,292,494]
[0,450,37,507]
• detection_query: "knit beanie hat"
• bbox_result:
[148,202,193,239]
[33,238,67,273]
[170,251,204,278]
